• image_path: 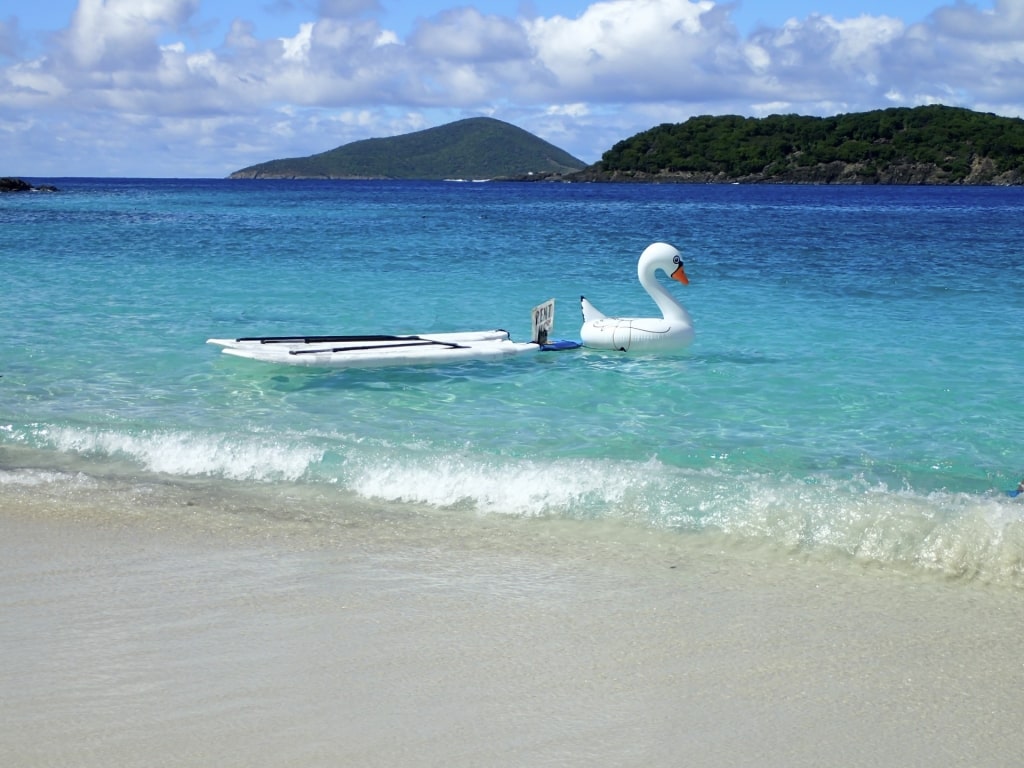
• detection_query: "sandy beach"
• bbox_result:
[2,477,1022,768]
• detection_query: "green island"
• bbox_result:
[566,105,1024,185]
[229,105,1024,185]
[229,117,586,180]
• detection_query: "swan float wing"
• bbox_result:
[580,296,606,322]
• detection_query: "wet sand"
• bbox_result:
[2,489,1023,768]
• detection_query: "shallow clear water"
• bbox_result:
[2,178,1024,585]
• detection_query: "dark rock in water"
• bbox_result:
[0,177,31,192]
[1,177,59,192]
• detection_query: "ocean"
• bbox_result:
[2,178,1024,766]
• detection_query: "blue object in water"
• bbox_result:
[540,339,582,351]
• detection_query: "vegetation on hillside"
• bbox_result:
[590,105,1024,184]
[230,117,586,180]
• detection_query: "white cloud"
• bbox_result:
[2,0,1024,176]
[932,0,1024,40]
[281,22,313,62]
[546,103,590,117]
[61,0,199,69]
[525,0,722,96]
[828,14,904,68]
[410,7,529,61]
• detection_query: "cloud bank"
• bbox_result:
[2,0,1023,176]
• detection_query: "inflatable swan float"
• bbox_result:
[580,242,694,353]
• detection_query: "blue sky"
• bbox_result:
[1,0,1017,177]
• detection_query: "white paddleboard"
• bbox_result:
[207,330,540,368]
[207,300,577,369]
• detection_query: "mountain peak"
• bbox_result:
[229,117,586,180]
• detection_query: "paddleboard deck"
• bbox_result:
[207,300,581,369]
[207,330,554,368]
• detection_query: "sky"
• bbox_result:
[1,0,1021,177]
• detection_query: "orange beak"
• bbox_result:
[671,265,689,285]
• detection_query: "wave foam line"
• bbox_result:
[7,423,1024,586]
[698,476,1024,583]
[346,453,654,517]
[0,467,99,488]
[347,453,1024,585]
[26,424,324,482]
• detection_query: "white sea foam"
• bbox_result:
[347,452,642,517]
[35,425,323,482]
[694,474,1024,583]
[0,467,97,488]
[346,450,1024,584]
[7,420,1024,586]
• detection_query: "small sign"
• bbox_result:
[531,299,555,344]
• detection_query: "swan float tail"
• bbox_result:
[580,295,606,322]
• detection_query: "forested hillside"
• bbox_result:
[230,117,586,180]
[582,106,1024,184]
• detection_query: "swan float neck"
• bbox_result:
[579,242,695,353]
[638,244,691,323]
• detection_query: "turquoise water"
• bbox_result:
[2,178,1024,584]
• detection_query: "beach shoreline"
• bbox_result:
[3,478,1022,767]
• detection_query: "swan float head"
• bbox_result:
[580,242,694,353]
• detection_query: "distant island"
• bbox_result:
[554,105,1024,185]
[230,105,1024,185]
[229,117,586,180]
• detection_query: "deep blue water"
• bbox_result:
[2,178,1023,584]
